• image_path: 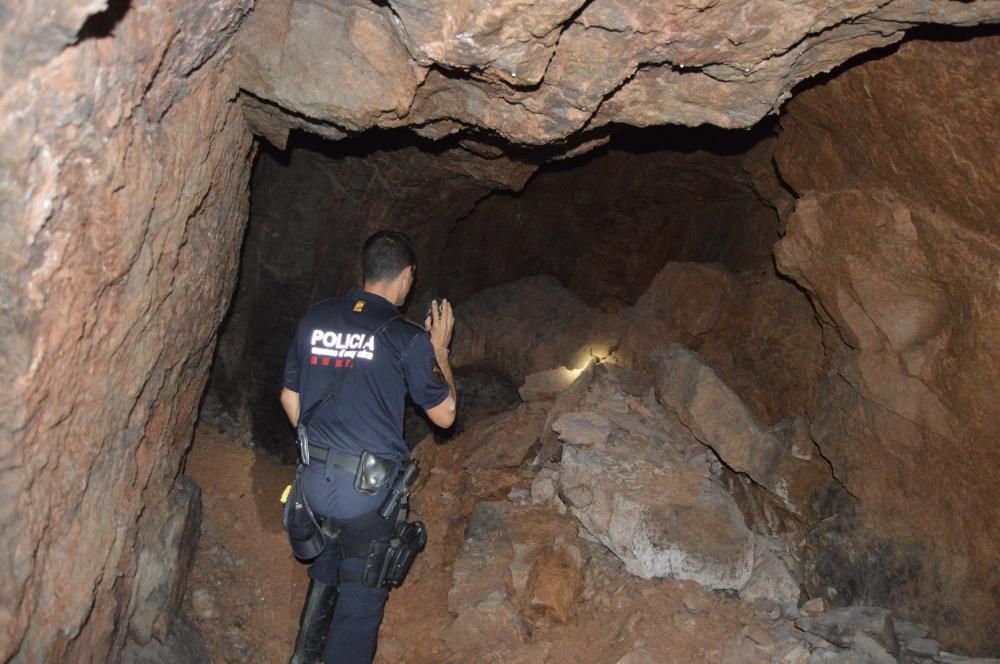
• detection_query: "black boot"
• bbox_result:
[289,579,338,664]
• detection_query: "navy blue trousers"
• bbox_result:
[304,466,396,664]
[309,546,388,664]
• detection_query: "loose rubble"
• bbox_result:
[382,358,995,662]
[188,388,993,663]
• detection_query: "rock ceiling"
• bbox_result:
[237,0,1000,155]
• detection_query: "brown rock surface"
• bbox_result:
[652,345,821,512]
[773,35,1000,654]
[389,0,585,87]
[463,407,548,470]
[127,476,203,644]
[443,591,531,652]
[237,0,426,132]
[522,544,585,624]
[0,1,254,660]
[236,0,1000,146]
[451,275,612,383]
[454,259,822,427]
[555,366,758,590]
[441,139,779,307]
[561,443,757,590]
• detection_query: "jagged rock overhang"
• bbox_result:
[233,0,1000,166]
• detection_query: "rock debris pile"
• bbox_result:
[388,338,990,663]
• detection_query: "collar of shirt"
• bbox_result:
[353,290,399,312]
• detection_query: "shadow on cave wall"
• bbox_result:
[439,121,782,307]
[198,120,788,459]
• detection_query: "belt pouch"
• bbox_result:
[354,450,394,496]
[283,464,326,560]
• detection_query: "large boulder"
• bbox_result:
[451,275,613,383]
[652,344,819,512]
[560,443,754,589]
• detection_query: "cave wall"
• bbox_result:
[0,1,254,660]
[442,135,779,307]
[773,34,1000,654]
[2,0,993,660]
[201,138,519,456]
[207,125,790,456]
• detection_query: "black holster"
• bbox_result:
[363,520,427,589]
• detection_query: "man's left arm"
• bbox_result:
[280,387,300,427]
[280,322,303,427]
[404,300,457,429]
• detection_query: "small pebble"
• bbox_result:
[192,588,218,620]
[799,597,825,616]
[682,593,711,615]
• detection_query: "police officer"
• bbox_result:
[280,230,457,664]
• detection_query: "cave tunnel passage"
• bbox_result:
[191,118,824,662]
[199,121,787,462]
[5,0,1000,658]
[187,26,1000,663]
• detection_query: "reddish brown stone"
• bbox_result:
[523,544,585,624]
[0,1,254,660]
[774,35,1000,654]
[237,0,1000,146]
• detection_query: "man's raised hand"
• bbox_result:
[425,298,455,352]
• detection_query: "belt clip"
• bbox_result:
[297,424,310,465]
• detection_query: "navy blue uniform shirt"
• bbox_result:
[283,291,449,466]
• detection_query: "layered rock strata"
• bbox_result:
[236,0,1000,150]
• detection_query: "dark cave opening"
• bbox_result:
[199,121,789,462]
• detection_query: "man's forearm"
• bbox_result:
[434,348,457,409]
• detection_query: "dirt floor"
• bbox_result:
[184,421,783,664]
[184,427,303,663]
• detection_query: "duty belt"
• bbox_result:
[307,444,362,475]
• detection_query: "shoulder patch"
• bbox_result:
[353,300,365,312]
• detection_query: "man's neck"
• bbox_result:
[362,281,401,306]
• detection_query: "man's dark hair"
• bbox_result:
[362,230,417,283]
